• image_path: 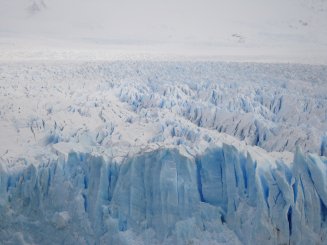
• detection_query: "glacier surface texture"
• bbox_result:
[0,61,327,244]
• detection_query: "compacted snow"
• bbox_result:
[0,61,327,244]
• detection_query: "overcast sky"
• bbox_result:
[0,0,326,62]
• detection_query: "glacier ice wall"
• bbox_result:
[1,145,327,244]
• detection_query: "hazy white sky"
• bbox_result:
[0,0,326,62]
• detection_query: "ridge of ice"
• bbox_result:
[0,61,326,167]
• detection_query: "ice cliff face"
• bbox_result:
[1,146,327,244]
[0,61,327,244]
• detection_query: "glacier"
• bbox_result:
[0,61,327,244]
[1,0,327,243]
[1,145,327,244]
[1,61,326,157]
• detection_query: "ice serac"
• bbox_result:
[0,145,327,244]
[1,62,326,158]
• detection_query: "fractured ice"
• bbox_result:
[0,61,327,244]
